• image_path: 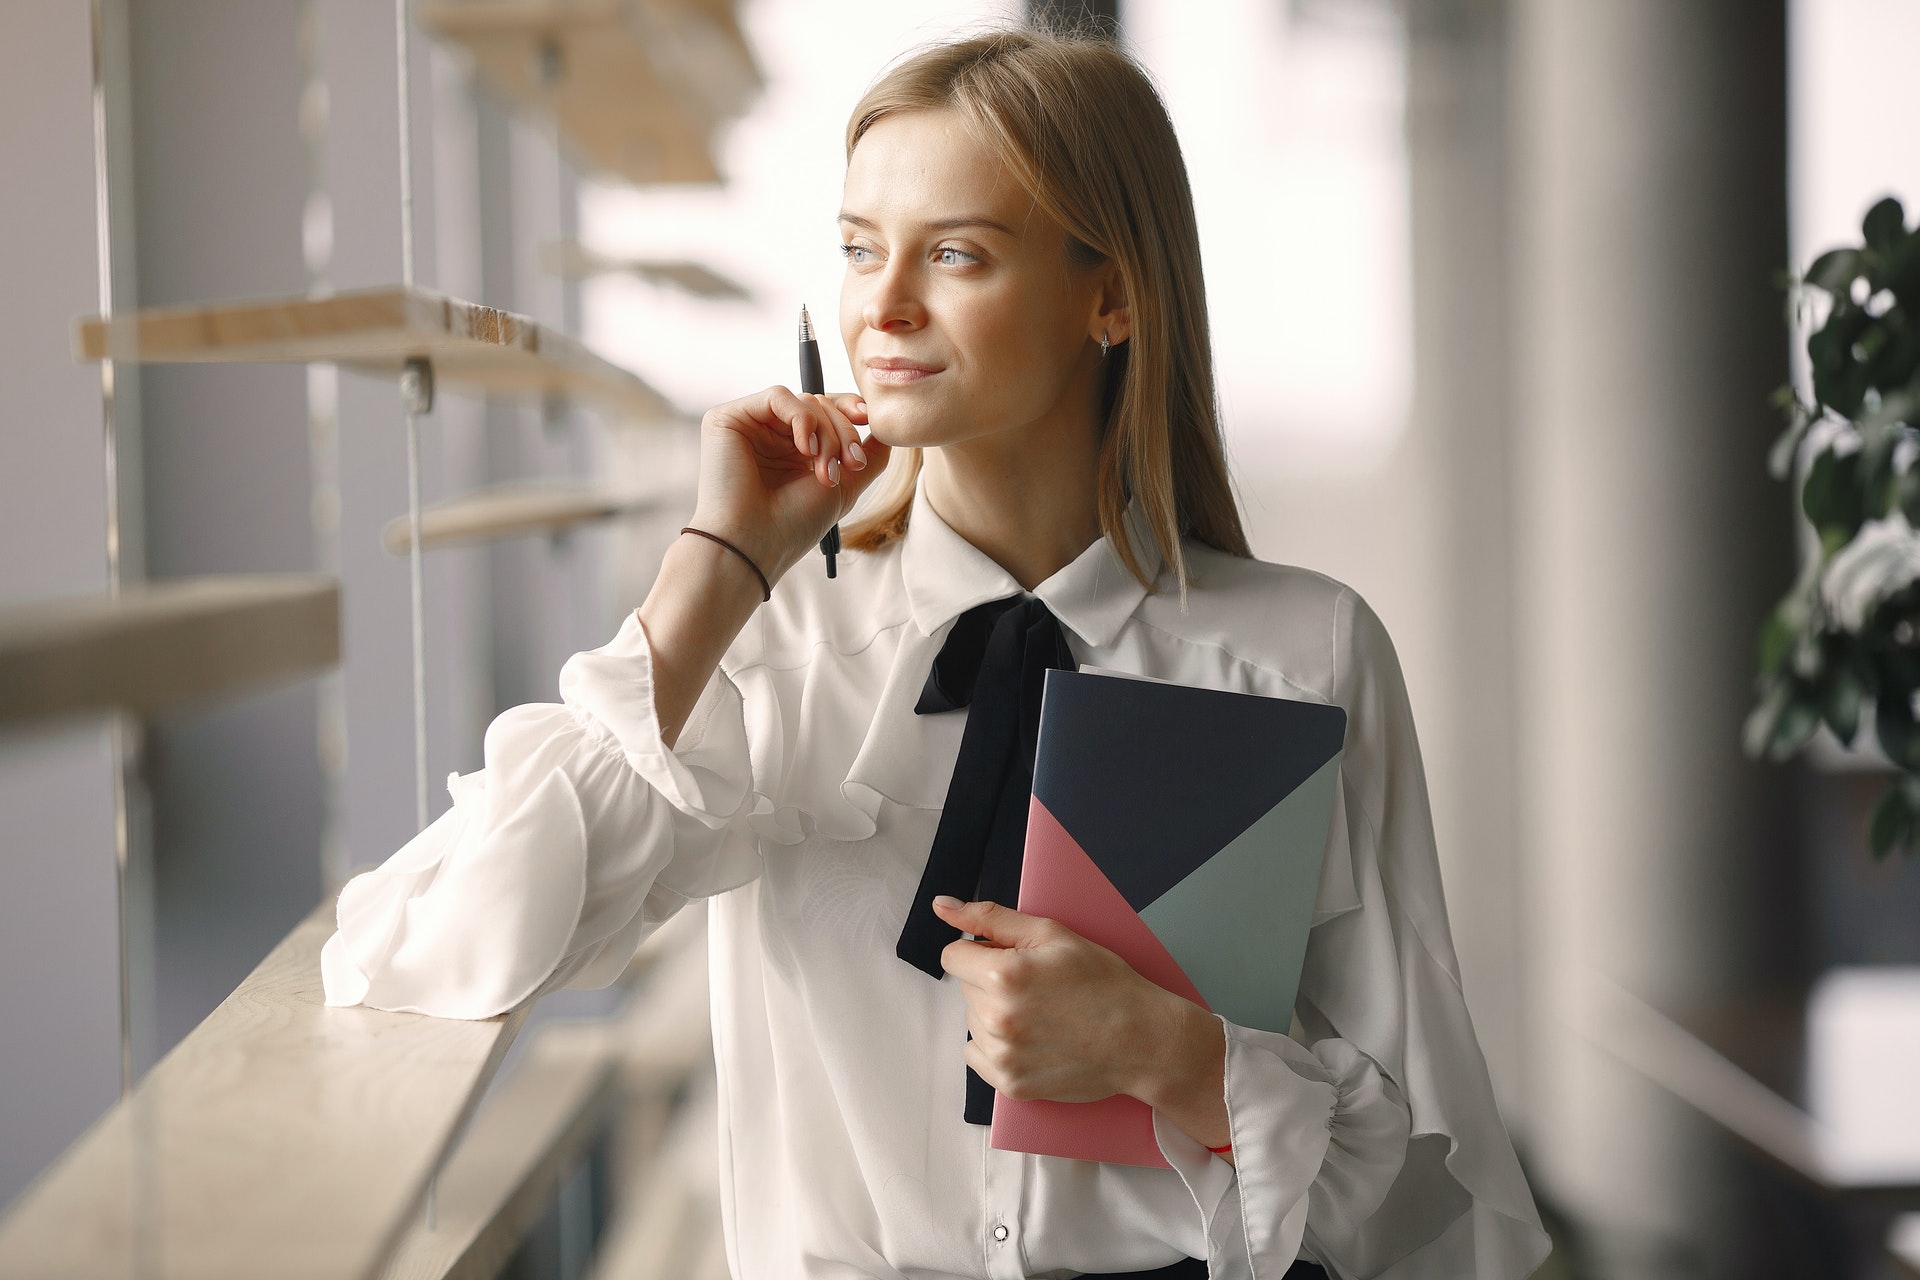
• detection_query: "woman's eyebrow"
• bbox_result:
[837,212,1015,236]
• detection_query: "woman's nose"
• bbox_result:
[861,260,926,333]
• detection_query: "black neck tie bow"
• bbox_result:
[897,592,1077,1124]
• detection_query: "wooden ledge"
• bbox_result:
[0,904,529,1280]
[378,1030,618,1280]
[382,482,658,553]
[0,574,339,725]
[74,286,676,423]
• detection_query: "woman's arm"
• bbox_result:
[929,895,1234,1154]
[639,533,773,750]
[935,895,1411,1280]
[322,386,885,1020]
[1133,998,1233,1158]
[643,386,883,747]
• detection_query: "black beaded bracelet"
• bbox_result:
[680,526,772,602]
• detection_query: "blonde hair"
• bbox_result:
[838,27,1251,591]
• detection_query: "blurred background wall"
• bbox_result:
[5,1,1920,1276]
[0,0,123,1219]
[1506,1,1797,1268]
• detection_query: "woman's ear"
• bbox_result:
[1091,259,1132,347]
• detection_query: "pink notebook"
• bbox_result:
[986,669,1345,1167]
[989,794,1209,1166]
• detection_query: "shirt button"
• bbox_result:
[992,1224,1009,1243]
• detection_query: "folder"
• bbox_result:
[988,667,1347,1168]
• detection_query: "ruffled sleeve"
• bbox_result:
[1158,587,1550,1279]
[319,609,767,1020]
[1154,1022,1410,1279]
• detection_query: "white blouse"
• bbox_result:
[322,475,1550,1280]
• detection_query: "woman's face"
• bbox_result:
[838,109,1117,451]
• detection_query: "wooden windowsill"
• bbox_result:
[0,903,530,1280]
[376,1028,618,1280]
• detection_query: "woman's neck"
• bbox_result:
[922,408,1104,592]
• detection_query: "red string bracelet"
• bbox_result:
[681,526,772,602]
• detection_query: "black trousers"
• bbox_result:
[1096,1259,1329,1278]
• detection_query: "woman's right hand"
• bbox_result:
[687,385,893,586]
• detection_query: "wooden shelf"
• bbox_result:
[74,286,675,423]
[418,0,760,186]
[378,1030,617,1280]
[0,903,531,1280]
[0,574,340,725]
[382,482,658,553]
[541,240,751,300]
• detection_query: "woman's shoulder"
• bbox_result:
[1135,540,1395,704]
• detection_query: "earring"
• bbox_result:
[1100,330,1110,358]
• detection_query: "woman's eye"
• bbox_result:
[937,247,978,267]
[840,243,875,266]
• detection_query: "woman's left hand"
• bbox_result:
[931,895,1229,1150]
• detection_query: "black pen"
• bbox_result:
[798,304,839,578]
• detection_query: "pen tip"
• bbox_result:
[798,304,815,342]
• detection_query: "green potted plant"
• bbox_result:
[1747,196,1920,855]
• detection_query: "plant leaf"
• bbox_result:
[1823,665,1864,744]
[1877,693,1920,770]
[1769,394,1816,478]
[1802,447,1866,549]
[1868,783,1911,859]
[1897,465,1920,528]
[1769,693,1820,761]
[1743,681,1791,759]
[1860,428,1903,517]
[1808,248,1865,294]
[1864,196,1907,257]
[1888,231,1920,312]
[1756,607,1799,676]
[1866,327,1919,395]
[1811,308,1874,416]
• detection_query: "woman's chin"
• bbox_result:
[861,405,949,451]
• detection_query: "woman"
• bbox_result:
[323,28,1550,1280]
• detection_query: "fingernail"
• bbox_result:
[847,439,866,467]
[855,399,868,413]
[933,895,963,909]
[807,432,819,457]
[828,457,841,486]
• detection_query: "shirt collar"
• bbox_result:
[898,471,1164,649]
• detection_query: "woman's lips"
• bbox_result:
[865,358,942,386]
